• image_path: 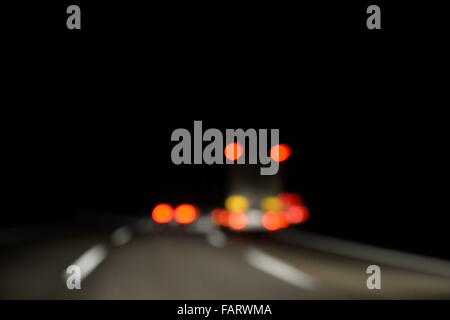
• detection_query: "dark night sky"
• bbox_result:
[3,1,449,259]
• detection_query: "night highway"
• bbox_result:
[2,1,449,314]
[2,214,450,300]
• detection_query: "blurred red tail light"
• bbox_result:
[285,205,309,224]
[228,211,248,230]
[151,203,174,224]
[224,142,244,161]
[174,204,199,224]
[270,144,291,163]
[262,211,289,231]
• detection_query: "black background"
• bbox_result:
[1,300,449,318]
[3,1,449,260]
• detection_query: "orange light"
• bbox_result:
[285,205,309,224]
[174,204,199,224]
[224,142,244,161]
[151,203,174,224]
[228,211,248,230]
[262,211,289,231]
[261,196,283,212]
[270,144,291,163]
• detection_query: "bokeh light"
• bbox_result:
[228,211,248,230]
[211,208,230,226]
[174,204,199,224]
[262,211,289,231]
[224,142,244,161]
[285,205,309,224]
[225,195,250,213]
[270,144,291,162]
[261,196,283,212]
[151,203,174,224]
[278,192,303,208]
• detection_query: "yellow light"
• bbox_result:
[261,196,283,212]
[225,195,250,213]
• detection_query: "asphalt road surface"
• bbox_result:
[1,219,450,299]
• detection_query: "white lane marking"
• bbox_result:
[276,230,450,278]
[110,226,133,247]
[69,244,108,281]
[244,247,317,289]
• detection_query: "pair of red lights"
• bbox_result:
[262,193,309,231]
[151,203,199,225]
[212,192,309,232]
[224,143,292,162]
[211,209,248,231]
[261,205,310,231]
